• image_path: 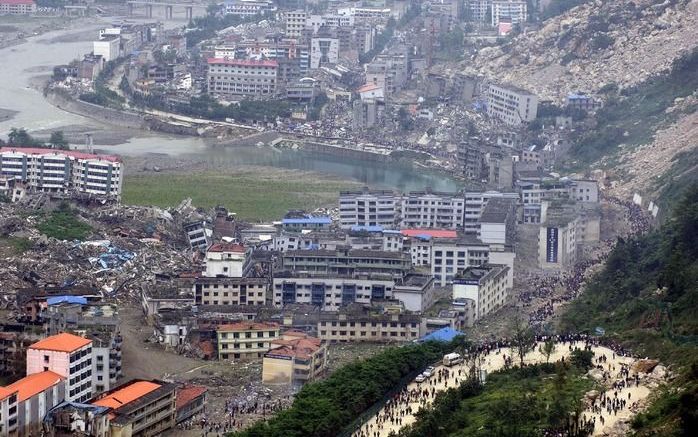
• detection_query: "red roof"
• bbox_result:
[0,147,121,163]
[176,385,207,410]
[217,321,279,332]
[5,371,64,402]
[208,243,245,253]
[0,0,35,4]
[29,333,92,353]
[207,58,278,67]
[357,84,381,93]
[0,386,17,402]
[401,229,458,239]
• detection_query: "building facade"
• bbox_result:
[216,322,280,360]
[0,148,122,199]
[207,58,279,98]
[452,264,511,321]
[317,312,421,342]
[0,0,36,15]
[487,83,538,125]
[193,277,268,306]
[262,332,327,386]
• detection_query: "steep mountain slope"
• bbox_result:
[468,0,698,101]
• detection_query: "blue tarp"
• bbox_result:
[47,296,87,306]
[351,225,384,233]
[419,327,464,343]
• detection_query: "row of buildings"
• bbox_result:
[0,148,123,201]
[0,332,206,436]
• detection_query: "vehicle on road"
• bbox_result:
[443,352,463,367]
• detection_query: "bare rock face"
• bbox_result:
[633,359,660,374]
[465,0,698,101]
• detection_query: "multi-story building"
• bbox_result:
[282,215,332,232]
[452,264,511,321]
[193,277,268,306]
[401,190,465,229]
[204,243,246,277]
[491,0,527,27]
[0,148,122,199]
[175,385,207,425]
[281,248,411,278]
[207,58,278,98]
[339,189,398,229]
[284,10,307,37]
[92,379,176,435]
[0,386,18,436]
[93,35,120,62]
[430,237,492,286]
[4,371,65,436]
[487,83,538,125]
[477,197,517,245]
[310,36,340,69]
[464,191,519,234]
[272,272,433,311]
[41,401,110,436]
[317,311,421,342]
[263,332,327,386]
[26,333,93,403]
[217,322,280,360]
[365,53,408,96]
[0,0,36,14]
[183,220,211,250]
[467,0,491,23]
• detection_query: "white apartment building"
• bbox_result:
[491,1,527,27]
[93,35,120,62]
[430,238,491,286]
[467,0,491,23]
[204,243,246,277]
[207,58,278,98]
[26,333,94,403]
[214,45,237,58]
[0,147,122,199]
[401,191,465,230]
[453,264,511,321]
[487,83,538,125]
[0,0,36,14]
[284,10,307,38]
[339,189,400,229]
[310,37,339,69]
[464,191,519,234]
[0,386,18,436]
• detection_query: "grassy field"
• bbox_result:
[122,169,360,221]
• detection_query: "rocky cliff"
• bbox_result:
[468,0,698,101]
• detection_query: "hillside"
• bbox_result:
[559,184,698,434]
[467,0,698,101]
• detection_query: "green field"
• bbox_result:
[122,170,360,221]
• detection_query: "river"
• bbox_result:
[0,18,459,192]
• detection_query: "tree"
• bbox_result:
[511,315,535,367]
[543,338,556,363]
[49,131,69,150]
[7,127,41,146]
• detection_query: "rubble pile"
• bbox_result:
[467,0,698,101]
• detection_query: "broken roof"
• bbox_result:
[92,381,161,410]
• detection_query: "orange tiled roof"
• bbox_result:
[0,386,17,401]
[5,371,64,402]
[29,332,91,353]
[217,321,279,332]
[208,243,245,253]
[176,385,207,410]
[92,381,161,410]
[268,337,322,360]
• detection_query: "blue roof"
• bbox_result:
[47,296,88,306]
[419,327,464,343]
[282,216,332,225]
[567,93,590,100]
[351,225,384,233]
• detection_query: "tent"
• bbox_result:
[419,327,464,343]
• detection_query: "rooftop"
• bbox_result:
[401,229,458,239]
[266,336,322,360]
[0,386,16,401]
[454,264,508,283]
[207,58,278,67]
[0,0,35,4]
[479,197,516,223]
[0,147,120,163]
[176,385,208,410]
[92,381,161,410]
[217,321,279,332]
[5,371,64,402]
[29,332,92,353]
[207,243,246,253]
[282,216,332,225]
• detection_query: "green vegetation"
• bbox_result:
[0,127,69,150]
[122,171,359,221]
[568,48,698,165]
[655,147,698,213]
[230,341,455,437]
[37,204,92,241]
[560,185,698,435]
[0,237,33,255]
[397,361,595,437]
[79,58,126,109]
